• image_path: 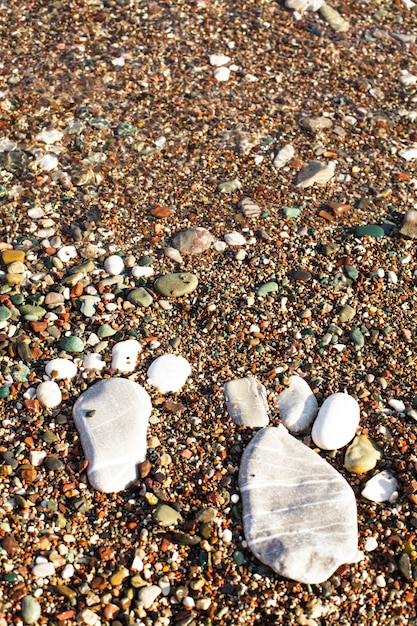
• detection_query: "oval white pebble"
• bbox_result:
[222,528,233,544]
[224,231,246,246]
[209,53,231,66]
[147,354,191,394]
[36,381,62,409]
[104,254,125,275]
[61,564,75,579]
[388,398,405,413]
[375,574,386,587]
[361,470,398,503]
[111,340,141,373]
[32,561,56,578]
[45,358,77,380]
[311,392,360,450]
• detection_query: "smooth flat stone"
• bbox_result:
[45,358,78,380]
[2,249,25,264]
[21,596,41,624]
[147,354,191,393]
[61,336,84,353]
[361,470,398,502]
[73,378,152,493]
[111,339,141,373]
[296,161,335,188]
[277,375,318,433]
[312,392,360,450]
[171,227,214,254]
[104,254,125,275]
[344,435,382,474]
[36,381,62,409]
[223,376,269,427]
[239,425,358,584]
[354,225,385,238]
[256,281,278,296]
[399,209,417,239]
[154,273,198,298]
[128,287,154,307]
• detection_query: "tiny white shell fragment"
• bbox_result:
[36,380,62,409]
[209,53,231,67]
[57,245,77,263]
[147,354,191,394]
[361,470,398,502]
[45,358,78,380]
[214,66,231,82]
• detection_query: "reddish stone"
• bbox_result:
[30,321,48,333]
[1,535,20,556]
[150,206,171,218]
[103,604,120,620]
[318,209,334,222]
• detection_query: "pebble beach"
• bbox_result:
[1,0,417,624]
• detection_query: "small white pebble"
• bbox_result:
[183,596,195,608]
[364,537,378,552]
[388,398,405,413]
[222,528,233,544]
[57,245,77,263]
[224,231,246,246]
[131,265,154,278]
[61,564,75,579]
[377,268,385,278]
[375,574,386,587]
[104,254,125,275]
[387,270,398,284]
[36,381,62,409]
[214,66,231,81]
[213,241,227,252]
[249,324,260,333]
[209,53,231,66]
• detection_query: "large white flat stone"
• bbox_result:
[239,425,358,584]
[277,375,318,433]
[73,378,152,493]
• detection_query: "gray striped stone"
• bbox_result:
[239,425,358,583]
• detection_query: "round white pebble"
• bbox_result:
[36,381,62,409]
[104,254,125,275]
[311,392,360,450]
[364,537,378,552]
[375,574,386,587]
[224,231,246,246]
[214,66,231,81]
[45,358,77,380]
[222,528,233,544]
[57,245,77,263]
[61,564,75,579]
[147,354,191,394]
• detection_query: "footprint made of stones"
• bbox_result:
[73,378,152,493]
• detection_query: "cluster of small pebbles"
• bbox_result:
[1,0,417,624]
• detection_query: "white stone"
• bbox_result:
[296,161,335,188]
[239,425,358,584]
[277,375,318,433]
[37,153,59,171]
[311,392,360,450]
[224,231,246,246]
[388,398,405,413]
[73,378,152,493]
[147,354,191,393]
[57,245,77,263]
[214,66,231,81]
[222,528,233,543]
[111,339,141,373]
[36,129,64,144]
[131,265,154,278]
[45,358,78,380]
[364,537,378,551]
[32,561,56,578]
[399,70,417,85]
[223,376,269,427]
[61,564,75,579]
[375,574,386,587]
[138,585,162,609]
[104,254,125,275]
[361,470,398,503]
[163,247,184,264]
[30,450,47,466]
[36,381,62,409]
[82,353,105,372]
[273,143,295,168]
[286,0,324,10]
[209,53,231,66]
[398,146,417,161]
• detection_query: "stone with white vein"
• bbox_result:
[73,378,152,492]
[277,375,318,433]
[147,354,191,393]
[312,392,360,450]
[223,376,269,427]
[239,425,358,584]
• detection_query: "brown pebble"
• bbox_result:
[292,269,312,282]
[19,464,37,483]
[1,534,20,556]
[150,206,171,218]
[139,459,152,478]
[103,603,120,620]
[30,321,48,333]
[318,209,334,222]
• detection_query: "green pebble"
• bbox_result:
[0,305,11,321]
[344,265,358,280]
[19,304,46,320]
[354,225,385,238]
[350,329,365,348]
[153,504,183,527]
[21,595,41,624]
[128,287,154,307]
[117,122,138,136]
[256,281,278,296]
[61,336,84,353]
[3,572,18,583]
[11,294,24,305]
[0,385,10,398]
[154,273,198,298]
[0,184,8,198]
[138,255,153,266]
[97,324,116,338]
[284,207,302,218]
[11,363,30,382]
[233,550,245,566]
